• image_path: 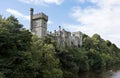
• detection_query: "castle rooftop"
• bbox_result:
[32,12,48,21]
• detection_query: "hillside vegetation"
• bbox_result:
[0,16,120,78]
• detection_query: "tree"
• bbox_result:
[0,16,32,78]
[30,36,63,78]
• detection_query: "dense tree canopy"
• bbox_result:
[0,16,32,78]
[0,16,120,78]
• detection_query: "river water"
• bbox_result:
[79,65,120,78]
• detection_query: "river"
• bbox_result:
[79,65,120,78]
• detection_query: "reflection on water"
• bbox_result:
[79,65,120,78]
[111,71,120,78]
[79,71,112,78]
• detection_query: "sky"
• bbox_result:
[0,0,120,48]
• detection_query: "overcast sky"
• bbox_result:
[0,0,120,48]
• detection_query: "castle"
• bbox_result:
[30,8,82,47]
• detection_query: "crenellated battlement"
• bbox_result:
[30,8,82,47]
[32,12,48,21]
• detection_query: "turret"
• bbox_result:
[30,8,34,31]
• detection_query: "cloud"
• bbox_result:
[78,0,120,7]
[6,8,53,30]
[44,0,64,5]
[18,0,64,5]
[48,20,53,25]
[6,8,54,23]
[67,0,120,47]
[6,8,29,20]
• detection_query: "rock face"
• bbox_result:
[30,8,82,47]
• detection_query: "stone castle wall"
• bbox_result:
[30,8,82,47]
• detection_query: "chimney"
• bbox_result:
[30,8,34,31]
[59,26,61,31]
[54,30,56,36]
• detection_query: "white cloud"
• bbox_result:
[78,0,120,8]
[18,0,64,5]
[6,8,53,30]
[67,0,120,47]
[44,0,64,5]
[48,20,53,25]
[6,8,29,20]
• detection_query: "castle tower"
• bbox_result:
[30,8,48,38]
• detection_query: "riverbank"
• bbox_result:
[79,64,120,78]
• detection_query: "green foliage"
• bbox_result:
[83,34,120,69]
[0,15,33,78]
[29,36,63,78]
[56,33,120,78]
[0,72,5,78]
[0,15,120,78]
[42,68,63,78]
[0,16,32,56]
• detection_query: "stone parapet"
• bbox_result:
[32,12,48,21]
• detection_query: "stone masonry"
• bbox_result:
[30,8,82,47]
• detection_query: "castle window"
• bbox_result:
[71,42,73,45]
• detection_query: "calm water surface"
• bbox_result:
[79,65,120,78]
